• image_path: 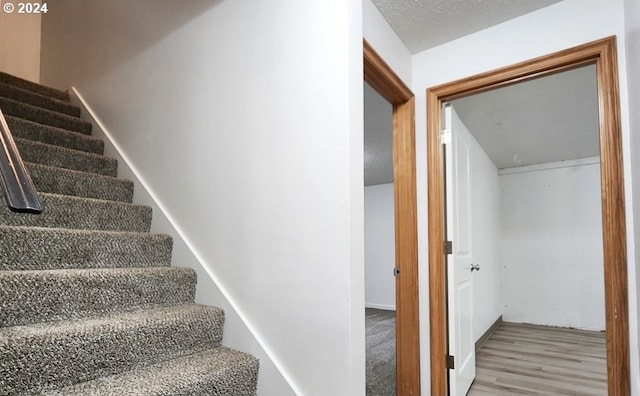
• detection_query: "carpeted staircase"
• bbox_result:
[0,72,259,395]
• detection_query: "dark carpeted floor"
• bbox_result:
[366,308,396,396]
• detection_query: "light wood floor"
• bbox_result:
[467,322,607,395]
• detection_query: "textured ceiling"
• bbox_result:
[451,64,599,169]
[363,0,597,186]
[371,0,563,53]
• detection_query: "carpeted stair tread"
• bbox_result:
[0,225,172,270]
[0,96,91,134]
[0,193,152,232]
[15,138,117,177]
[0,82,80,117]
[6,115,103,154]
[27,162,133,202]
[0,71,259,395]
[0,267,197,327]
[0,72,69,102]
[44,347,260,396]
[0,304,225,394]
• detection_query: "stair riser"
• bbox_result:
[0,83,81,117]
[44,348,259,396]
[0,306,224,394]
[28,163,133,203]
[0,226,172,271]
[0,268,196,327]
[0,72,69,101]
[7,116,104,154]
[17,138,117,177]
[0,194,152,232]
[0,97,91,135]
[169,359,259,396]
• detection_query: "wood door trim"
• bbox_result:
[364,41,413,104]
[427,36,630,396]
[364,39,420,396]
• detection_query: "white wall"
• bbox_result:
[40,2,365,395]
[500,159,605,330]
[363,0,412,86]
[453,103,604,335]
[70,88,298,395]
[625,0,640,385]
[412,0,638,393]
[0,0,41,82]
[450,107,502,341]
[364,183,395,310]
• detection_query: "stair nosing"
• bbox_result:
[0,224,168,238]
[0,303,220,336]
[0,266,194,276]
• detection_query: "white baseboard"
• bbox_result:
[365,303,396,311]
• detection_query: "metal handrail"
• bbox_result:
[0,107,42,212]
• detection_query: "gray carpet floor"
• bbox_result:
[366,308,396,396]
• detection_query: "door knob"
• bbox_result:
[470,263,480,272]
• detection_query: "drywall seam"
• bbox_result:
[70,87,304,396]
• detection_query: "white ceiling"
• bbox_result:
[371,0,563,54]
[364,0,600,186]
[451,64,600,169]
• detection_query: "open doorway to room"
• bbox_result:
[364,80,397,395]
[444,63,606,395]
[427,36,630,396]
[363,40,420,396]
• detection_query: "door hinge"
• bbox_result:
[446,355,455,370]
[444,240,452,255]
[441,128,451,145]
[393,267,400,277]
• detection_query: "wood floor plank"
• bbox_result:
[467,322,607,396]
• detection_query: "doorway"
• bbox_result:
[444,62,606,394]
[363,40,420,395]
[427,36,630,395]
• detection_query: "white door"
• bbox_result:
[443,103,476,395]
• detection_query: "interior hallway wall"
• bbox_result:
[0,0,41,82]
[500,160,605,330]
